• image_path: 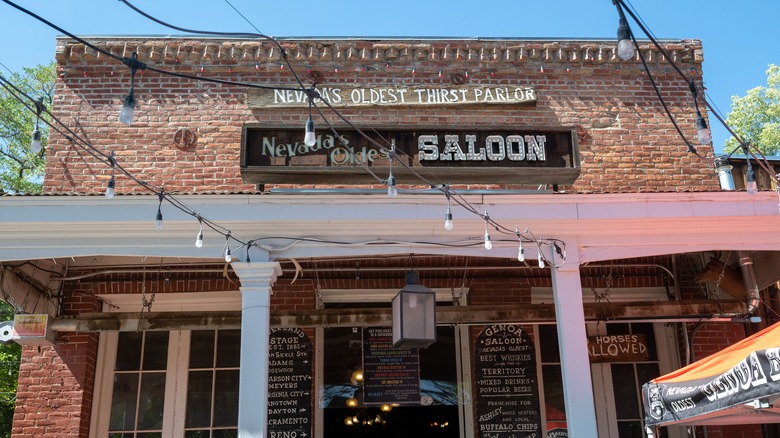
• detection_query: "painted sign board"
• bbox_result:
[587,334,649,363]
[247,85,537,108]
[240,126,580,185]
[362,327,421,405]
[475,324,542,438]
[11,314,55,346]
[267,328,313,438]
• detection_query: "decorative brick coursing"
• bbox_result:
[44,37,717,195]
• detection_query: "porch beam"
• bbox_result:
[48,300,747,332]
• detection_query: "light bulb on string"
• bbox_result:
[387,174,397,197]
[224,231,232,262]
[516,231,525,262]
[483,213,492,250]
[30,128,42,154]
[105,176,115,198]
[387,140,398,197]
[746,167,758,195]
[195,218,204,248]
[105,151,116,198]
[119,52,143,125]
[537,249,545,268]
[30,98,44,154]
[614,2,635,61]
[695,115,711,145]
[155,193,164,230]
[444,207,453,231]
[689,80,711,145]
[304,90,317,147]
[443,191,454,230]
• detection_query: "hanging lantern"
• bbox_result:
[392,271,436,348]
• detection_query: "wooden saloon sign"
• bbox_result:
[241,84,580,186]
[241,127,580,186]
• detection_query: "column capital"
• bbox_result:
[231,262,282,290]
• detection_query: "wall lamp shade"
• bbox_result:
[714,156,735,191]
[392,272,436,348]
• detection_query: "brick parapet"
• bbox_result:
[43,37,718,195]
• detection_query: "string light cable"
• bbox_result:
[0,0,301,93]
[625,21,700,156]
[617,0,777,184]
[0,1,569,267]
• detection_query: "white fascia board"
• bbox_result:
[1,192,779,263]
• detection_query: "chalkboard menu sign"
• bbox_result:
[267,328,313,437]
[362,327,421,404]
[475,324,541,438]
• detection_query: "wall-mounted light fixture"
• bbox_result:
[714,156,735,191]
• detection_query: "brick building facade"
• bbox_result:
[2,36,780,438]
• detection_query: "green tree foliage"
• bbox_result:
[724,64,780,155]
[0,302,20,438]
[0,63,55,194]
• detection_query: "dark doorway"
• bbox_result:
[322,326,460,438]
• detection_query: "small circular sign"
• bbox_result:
[173,128,197,151]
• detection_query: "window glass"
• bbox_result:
[115,332,143,371]
[142,331,169,370]
[189,330,215,369]
[109,331,169,436]
[185,329,240,436]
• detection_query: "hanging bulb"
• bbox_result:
[746,168,758,195]
[195,220,204,248]
[105,177,115,198]
[483,213,492,250]
[155,193,164,229]
[119,88,136,125]
[30,128,42,154]
[304,115,316,147]
[223,232,232,262]
[444,207,453,231]
[387,175,398,197]
[518,244,525,262]
[537,251,545,268]
[616,17,634,61]
[695,115,711,144]
[155,207,163,230]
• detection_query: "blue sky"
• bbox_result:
[1,0,777,153]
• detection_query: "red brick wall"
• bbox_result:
[13,288,100,438]
[44,38,718,196]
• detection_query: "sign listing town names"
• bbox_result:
[476,324,542,438]
[267,328,313,438]
[362,327,421,404]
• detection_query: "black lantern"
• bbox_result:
[392,271,436,348]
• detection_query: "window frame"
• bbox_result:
[89,292,241,438]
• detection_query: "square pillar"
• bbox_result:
[231,262,282,438]
[550,251,598,437]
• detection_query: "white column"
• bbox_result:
[549,247,598,437]
[232,261,282,438]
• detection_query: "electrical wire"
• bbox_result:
[0,1,576,267]
[113,0,568,260]
[618,0,776,182]
[0,0,300,93]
